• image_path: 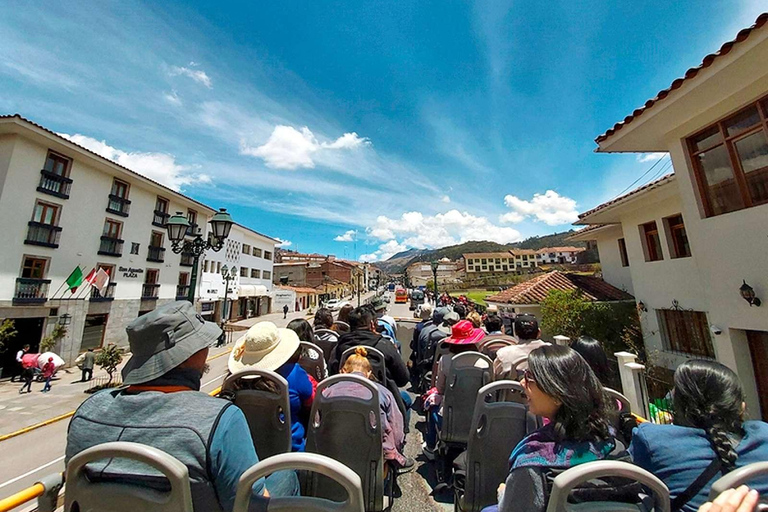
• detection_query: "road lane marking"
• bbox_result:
[0,455,65,490]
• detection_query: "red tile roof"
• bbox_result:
[486,271,634,305]
[595,12,768,144]
[578,173,675,220]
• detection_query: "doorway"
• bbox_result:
[747,330,768,421]
[81,314,108,351]
[0,317,44,377]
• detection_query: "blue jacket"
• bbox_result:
[275,362,314,452]
[630,421,768,512]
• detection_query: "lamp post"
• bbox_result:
[357,273,362,306]
[430,260,439,305]
[220,265,237,328]
[166,208,234,303]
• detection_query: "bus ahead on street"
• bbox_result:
[409,289,425,310]
[394,287,408,304]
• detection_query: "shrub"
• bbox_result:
[95,343,124,385]
[0,319,17,354]
[40,324,67,353]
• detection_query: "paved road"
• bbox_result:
[0,296,452,511]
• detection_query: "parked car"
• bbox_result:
[323,299,350,311]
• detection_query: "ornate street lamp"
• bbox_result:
[430,260,439,304]
[739,280,762,307]
[220,265,237,331]
[166,208,234,303]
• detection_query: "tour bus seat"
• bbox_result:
[233,453,365,512]
[305,374,391,512]
[604,387,632,414]
[221,369,292,459]
[455,381,538,512]
[65,441,193,512]
[314,329,340,362]
[440,352,494,446]
[709,461,768,504]
[339,346,388,386]
[430,341,454,388]
[546,460,671,512]
[477,338,515,361]
[300,341,328,382]
[333,321,351,333]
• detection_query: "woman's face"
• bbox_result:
[522,370,561,420]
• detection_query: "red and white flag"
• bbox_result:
[85,268,110,294]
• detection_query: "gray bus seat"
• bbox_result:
[604,387,632,414]
[455,380,538,512]
[478,338,515,360]
[314,329,340,362]
[305,374,390,512]
[546,460,671,512]
[709,461,768,500]
[430,341,454,387]
[65,441,193,512]
[440,352,494,446]
[339,345,387,386]
[233,453,365,512]
[221,369,292,459]
[300,341,328,382]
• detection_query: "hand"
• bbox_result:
[699,486,759,512]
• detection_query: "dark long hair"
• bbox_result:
[571,336,612,386]
[337,304,354,324]
[314,308,334,329]
[287,319,314,343]
[527,345,611,443]
[673,360,745,471]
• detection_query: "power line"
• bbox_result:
[613,155,670,199]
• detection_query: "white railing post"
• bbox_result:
[625,362,651,420]
[553,335,570,346]
[614,351,643,415]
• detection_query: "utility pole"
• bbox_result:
[357,273,361,306]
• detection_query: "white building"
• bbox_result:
[406,258,461,287]
[0,115,278,368]
[535,246,585,264]
[571,12,768,419]
[463,250,539,274]
[199,223,278,323]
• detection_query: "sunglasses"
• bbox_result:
[523,369,536,383]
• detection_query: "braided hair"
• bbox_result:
[672,360,744,471]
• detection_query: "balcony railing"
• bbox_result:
[98,236,124,257]
[147,245,165,263]
[106,194,131,217]
[185,223,198,237]
[152,210,169,227]
[180,252,194,267]
[25,222,62,248]
[14,278,51,304]
[176,285,190,300]
[90,282,116,302]
[141,283,160,299]
[37,169,73,199]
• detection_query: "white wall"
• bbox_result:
[591,225,635,296]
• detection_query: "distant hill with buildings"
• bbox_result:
[378,230,584,274]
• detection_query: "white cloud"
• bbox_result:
[357,239,408,262]
[59,133,211,191]
[163,89,182,105]
[240,125,369,170]
[170,65,212,88]
[636,152,667,163]
[359,253,379,262]
[334,230,356,242]
[441,195,451,203]
[502,190,579,226]
[275,239,292,247]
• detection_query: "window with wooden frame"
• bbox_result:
[103,219,122,239]
[640,221,664,262]
[618,238,629,267]
[664,214,692,258]
[111,179,129,199]
[242,244,251,254]
[264,251,272,261]
[44,151,71,176]
[21,256,47,279]
[150,231,164,247]
[253,247,262,257]
[240,267,249,277]
[688,96,768,217]
[251,269,260,278]
[657,309,715,358]
[145,269,159,285]
[32,201,60,225]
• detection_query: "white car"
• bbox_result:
[323,299,350,311]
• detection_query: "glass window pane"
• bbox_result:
[697,145,743,215]
[691,126,722,152]
[724,106,761,137]
[734,129,768,204]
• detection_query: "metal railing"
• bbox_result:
[90,282,116,301]
[106,194,131,216]
[37,169,73,199]
[152,209,169,227]
[14,278,51,304]
[25,221,62,248]
[176,285,190,300]
[147,245,166,263]
[141,283,160,299]
[98,236,124,257]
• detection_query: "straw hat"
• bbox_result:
[228,321,300,374]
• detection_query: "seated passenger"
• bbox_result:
[66,302,299,512]
[324,347,413,473]
[422,320,485,459]
[482,345,635,512]
[570,336,613,387]
[466,311,483,329]
[409,304,434,367]
[230,321,314,452]
[630,360,768,512]
[333,304,354,333]
[312,308,338,361]
[478,313,518,359]
[372,298,398,335]
[493,314,549,379]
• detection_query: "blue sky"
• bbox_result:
[1,1,764,261]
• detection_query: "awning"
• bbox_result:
[238,284,269,297]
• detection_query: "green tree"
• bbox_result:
[0,319,18,353]
[40,324,67,353]
[540,289,590,340]
[95,343,123,385]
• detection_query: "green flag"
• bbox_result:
[66,266,84,293]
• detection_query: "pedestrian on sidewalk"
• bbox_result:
[18,365,34,394]
[41,357,55,392]
[283,304,289,319]
[81,348,95,382]
[12,344,30,382]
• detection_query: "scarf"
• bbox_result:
[509,424,616,470]
[126,367,202,393]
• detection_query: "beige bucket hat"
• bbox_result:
[228,321,300,374]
